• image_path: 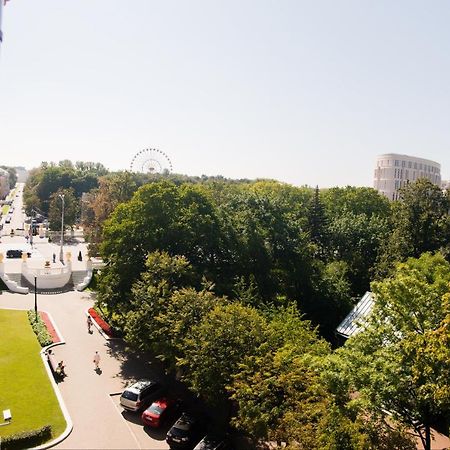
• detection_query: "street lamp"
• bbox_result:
[59,194,65,264]
[34,276,38,319]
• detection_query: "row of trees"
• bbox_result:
[23,163,450,448]
[95,176,450,340]
[23,160,108,230]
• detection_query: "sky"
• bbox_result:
[1,0,450,187]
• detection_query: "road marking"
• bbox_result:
[109,393,142,450]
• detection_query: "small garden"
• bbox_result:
[0,309,66,447]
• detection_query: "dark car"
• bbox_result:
[141,397,181,428]
[166,413,204,448]
[6,249,22,258]
[193,435,230,450]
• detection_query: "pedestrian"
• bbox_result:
[78,250,83,261]
[52,253,56,263]
[87,315,93,333]
[93,351,100,370]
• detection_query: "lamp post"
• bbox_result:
[59,194,65,264]
[34,276,38,319]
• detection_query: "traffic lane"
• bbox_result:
[110,394,170,450]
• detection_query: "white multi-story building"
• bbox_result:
[374,153,441,201]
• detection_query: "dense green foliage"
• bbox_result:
[27,310,53,347]
[329,253,450,450]
[80,172,450,447]
[23,160,108,228]
[97,179,392,339]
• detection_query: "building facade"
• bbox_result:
[373,153,441,201]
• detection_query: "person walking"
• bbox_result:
[93,351,100,371]
[87,315,93,333]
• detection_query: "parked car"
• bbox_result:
[166,413,204,449]
[119,379,165,412]
[6,250,31,258]
[193,435,230,450]
[5,215,11,223]
[141,397,181,428]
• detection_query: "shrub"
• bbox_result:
[0,424,52,449]
[27,310,53,346]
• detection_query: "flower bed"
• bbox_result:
[88,307,114,338]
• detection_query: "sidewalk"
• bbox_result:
[0,290,169,449]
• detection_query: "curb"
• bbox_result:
[34,311,73,449]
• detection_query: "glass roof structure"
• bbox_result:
[336,291,374,338]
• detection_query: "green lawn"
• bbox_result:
[1,205,9,215]
[0,310,66,441]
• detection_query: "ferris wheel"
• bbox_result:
[130,148,173,174]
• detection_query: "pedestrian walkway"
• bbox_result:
[0,290,169,449]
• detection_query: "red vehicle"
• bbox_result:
[141,397,179,428]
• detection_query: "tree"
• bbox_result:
[98,181,226,310]
[336,253,450,450]
[82,171,143,254]
[321,186,391,220]
[375,179,450,277]
[179,302,267,405]
[23,161,107,217]
[48,188,78,230]
[230,306,330,447]
[307,185,330,258]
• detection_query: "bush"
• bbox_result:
[27,310,53,346]
[0,424,52,449]
[88,307,114,337]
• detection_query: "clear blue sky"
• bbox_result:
[1,0,450,187]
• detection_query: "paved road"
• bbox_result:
[0,290,171,449]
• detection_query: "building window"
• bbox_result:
[408,161,412,168]
[414,162,417,169]
[395,160,400,167]
[402,160,406,167]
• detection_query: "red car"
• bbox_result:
[141,397,179,428]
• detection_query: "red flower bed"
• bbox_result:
[39,311,61,343]
[88,307,114,337]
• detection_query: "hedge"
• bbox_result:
[27,310,53,347]
[0,424,52,449]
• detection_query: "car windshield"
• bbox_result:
[170,425,189,438]
[121,391,138,401]
[148,404,163,415]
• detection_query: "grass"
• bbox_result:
[1,205,9,215]
[0,309,66,440]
